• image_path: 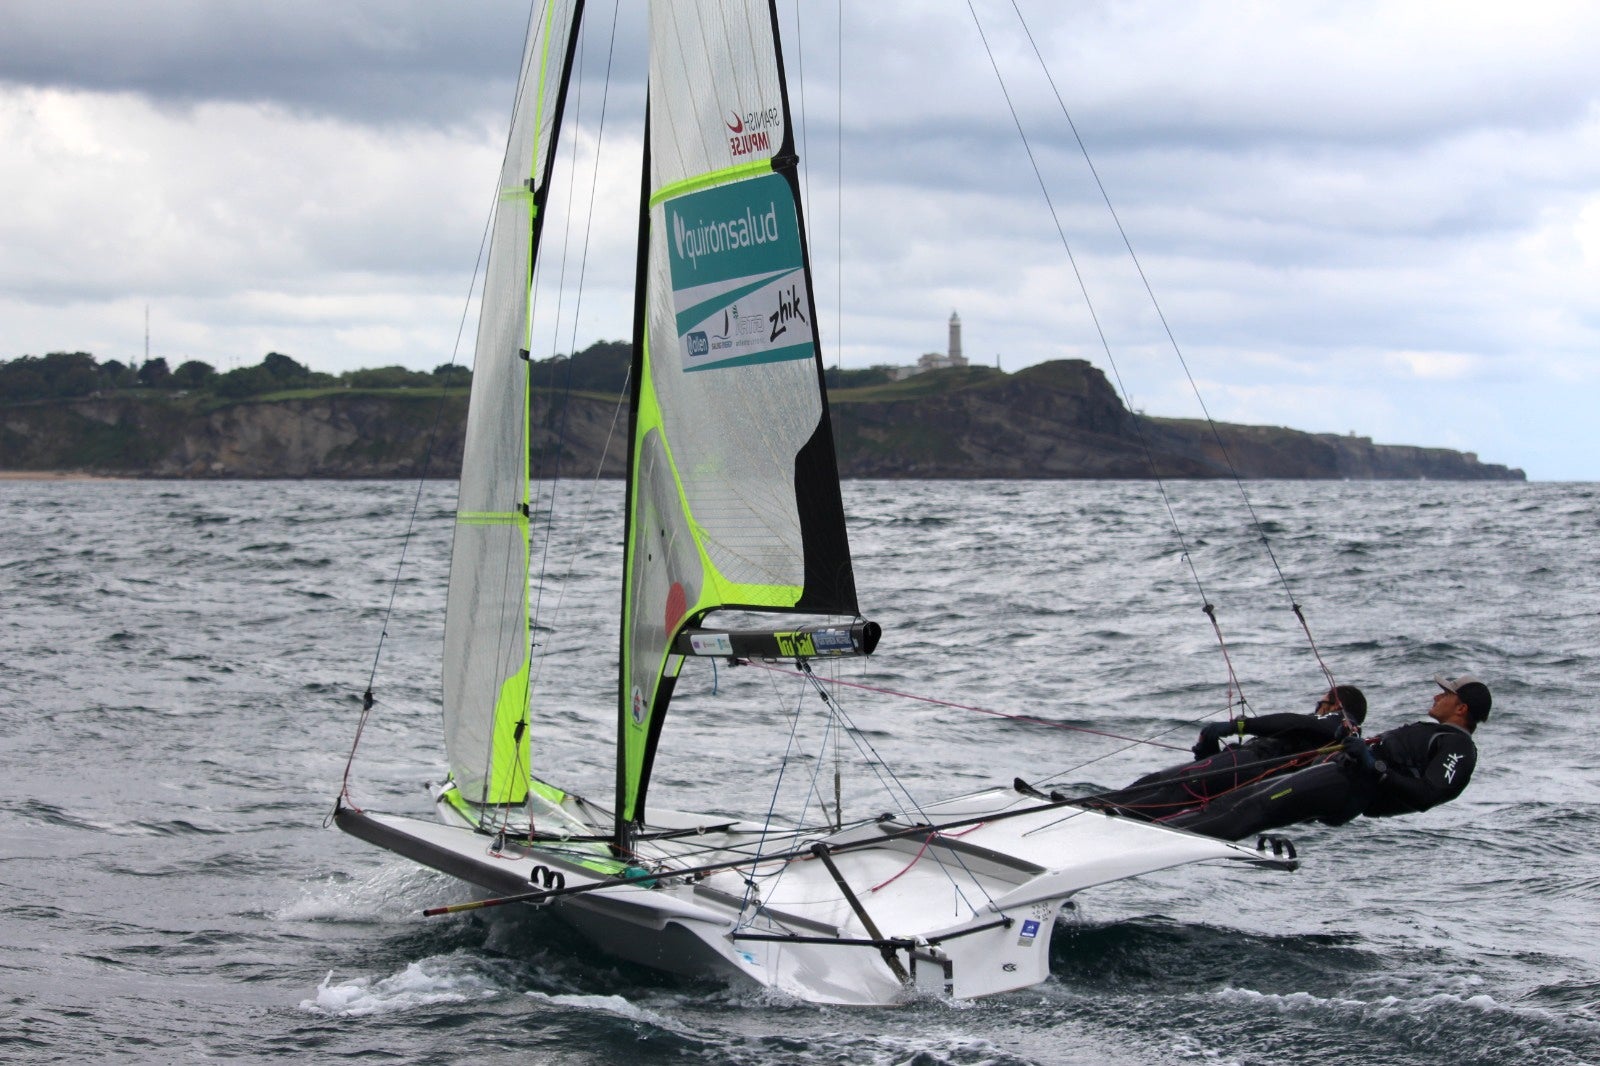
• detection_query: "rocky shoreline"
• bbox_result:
[0,360,1525,481]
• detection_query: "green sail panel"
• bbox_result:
[619,0,857,829]
[442,0,582,807]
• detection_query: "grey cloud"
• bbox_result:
[0,2,562,126]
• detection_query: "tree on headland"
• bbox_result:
[0,361,47,401]
[97,359,138,390]
[824,365,899,389]
[0,346,549,403]
[137,357,171,388]
[0,352,99,400]
[262,351,311,383]
[212,364,279,398]
[529,339,629,393]
[343,365,436,389]
[172,360,217,389]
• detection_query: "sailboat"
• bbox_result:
[335,0,1290,1006]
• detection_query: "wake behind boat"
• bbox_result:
[333,0,1291,1006]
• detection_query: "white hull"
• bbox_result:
[337,784,1289,1006]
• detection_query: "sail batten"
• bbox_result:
[617,0,859,833]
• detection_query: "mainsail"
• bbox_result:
[617,0,858,831]
[442,0,584,806]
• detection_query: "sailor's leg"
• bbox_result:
[1091,748,1255,820]
[1164,763,1360,841]
[1126,760,1196,790]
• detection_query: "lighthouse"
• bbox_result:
[948,311,964,365]
[909,311,973,376]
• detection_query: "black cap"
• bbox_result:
[1436,673,1492,724]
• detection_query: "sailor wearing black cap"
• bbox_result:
[1353,674,1488,818]
[1164,673,1491,842]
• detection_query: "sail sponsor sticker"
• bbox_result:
[1017,903,1052,947]
[810,628,856,654]
[726,106,781,158]
[663,172,815,373]
[688,632,734,657]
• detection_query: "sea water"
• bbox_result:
[1,478,1596,1065]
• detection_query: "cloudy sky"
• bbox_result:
[3,1,1597,479]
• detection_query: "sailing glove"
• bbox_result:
[1192,720,1233,760]
[1340,735,1377,774]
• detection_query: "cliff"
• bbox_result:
[828,361,1522,479]
[0,361,1524,480]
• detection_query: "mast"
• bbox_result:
[616,0,862,846]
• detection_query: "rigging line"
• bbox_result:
[1092,746,1340,821]
[1033,720,1206,792]
[737,660,943,865]
[628,823,853,874]
[790,669,923,826]
[1007,1,1332,692]
[795,664,994,917]
[529,366,630,693]
[739,688,846,917]
[531,0,622,663]
[743,660,1187,752]
[334,10,535,811]
[703,659,859,870]
[1024,683,1259,788]
[466,1,568,819]
[831,658,844,829]
[526,0,589,526]
[424,794,1096,917]
[868,822,984,894]
[742,661,1239,804]
[963,1,1244,710]
[1102,746,1336,811]
[791,0,814,227]
[802,696,841,833]
[735,677,817,922]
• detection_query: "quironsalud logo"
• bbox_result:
[671,202,781,271]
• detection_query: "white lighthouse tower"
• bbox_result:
[948,311,965,366]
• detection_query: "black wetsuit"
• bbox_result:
[1088,712,1351,821]
[1164,720,1478,841]
[1361,720,1478,817]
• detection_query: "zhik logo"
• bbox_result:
[1441,751,1464,783]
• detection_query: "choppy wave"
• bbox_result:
[304,956,510,1017]
[3,479,1598,1065]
